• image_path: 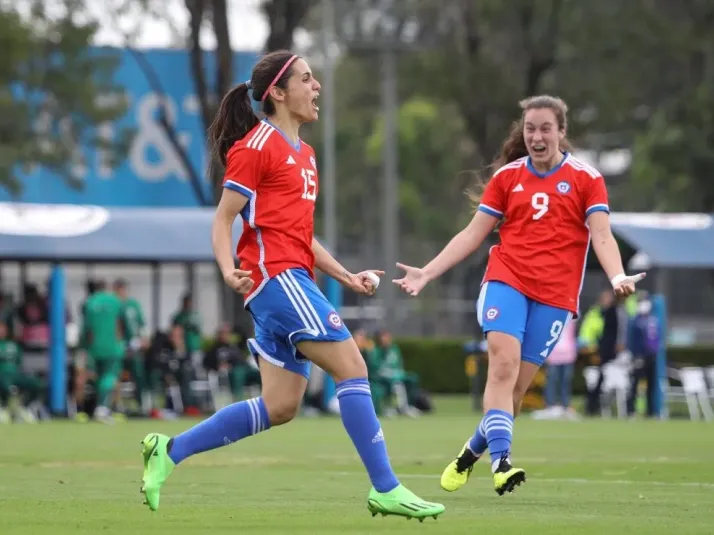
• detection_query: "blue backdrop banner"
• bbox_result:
[5,48,258,207]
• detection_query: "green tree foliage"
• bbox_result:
[627,0,714,212]
[0,1,130,195]
[365,97,474,243]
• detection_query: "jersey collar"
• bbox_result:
[263,118,301,152]
[526,151,569,178]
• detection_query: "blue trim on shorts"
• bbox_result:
[246,268,351,378]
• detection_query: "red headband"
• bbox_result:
[261,55,299,102]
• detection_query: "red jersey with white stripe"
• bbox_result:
[223,120,319,304]
[478,153,609,315]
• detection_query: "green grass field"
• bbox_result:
[1,397,713,535]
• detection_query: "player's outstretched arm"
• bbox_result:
[587,211,644,297]
[311,238,382,296]
[212,189,253,294]
[393,211,498,297]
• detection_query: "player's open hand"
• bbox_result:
[224,269,254,295]
[351,270,385,296]
[612,272,646,298]
[392,262,429,297]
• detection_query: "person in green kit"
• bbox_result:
[114,279,148,412]
[170,293,202,411]
[353,327,386,416]
[0,322,43,423]
[203,323,260,403]
[372,330,421,418]
[171,293,202,357]
[81,279,124,423]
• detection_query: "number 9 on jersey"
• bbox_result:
[531,192,549,220]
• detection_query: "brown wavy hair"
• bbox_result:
[467,95,572,207]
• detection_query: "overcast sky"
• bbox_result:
[18,0,303,51]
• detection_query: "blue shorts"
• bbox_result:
[246,268,351,379]
[477,281,573,367]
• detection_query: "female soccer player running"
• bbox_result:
[139,50,444,521]
[393,95,644,496]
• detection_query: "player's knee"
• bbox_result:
[332,354,368,384]
[264,397,300,426]
[324,342,368,384]
[487,340,520,386]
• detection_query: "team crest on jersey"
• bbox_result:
[485,307,499,321]
[556,181,571,194]
[327,311,343,329]
[310,156,317,169]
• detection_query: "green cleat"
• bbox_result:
[367,484,445,522]
[140,433,175,511]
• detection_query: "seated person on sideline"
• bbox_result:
[147,325,192,415]
[372,330,421,418]
[0,322,44,423]
[204,323,261,402]
[353,327,385,416]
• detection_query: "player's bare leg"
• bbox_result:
[258,360,308,426]
[299,339,445,521]
[512,361,541,417]
[140,357,300,511]
[442,332,525,494]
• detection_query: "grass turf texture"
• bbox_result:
[1,396,712,535]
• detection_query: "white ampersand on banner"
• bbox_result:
[129,93,193,182]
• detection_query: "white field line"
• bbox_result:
[328,471,714,489]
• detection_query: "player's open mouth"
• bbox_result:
[312,95,319,111]
[532,145,546,155]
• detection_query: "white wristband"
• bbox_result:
[610,273,626,287]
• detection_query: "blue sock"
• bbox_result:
[336,378,400,493]
[483,409,514,469]
[467,418,488,456]
[168,397,271,464]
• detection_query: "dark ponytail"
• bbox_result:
[208,50,298,169]
[208,82,260,167]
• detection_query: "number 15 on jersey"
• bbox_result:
[301,168,317,201]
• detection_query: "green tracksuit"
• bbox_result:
[82,291,124,407]
[0,339,42,404]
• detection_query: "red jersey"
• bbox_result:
[478,153,609,315]
[222,120,318,304]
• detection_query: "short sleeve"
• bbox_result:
[222,145,263,199]
[584,175,610,217]
[478,175,506,219]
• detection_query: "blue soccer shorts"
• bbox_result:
[477,281,573,367]
[246,268,351,379]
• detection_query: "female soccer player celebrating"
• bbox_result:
[393,95,644,495]
[139,50,444,521]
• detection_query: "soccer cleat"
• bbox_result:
[440,441,479,492]
[492,454,526,496]
[367,484,445,521]
[74,412,90,424]
[140,433,175,511]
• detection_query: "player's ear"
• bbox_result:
[270,86,287,103]
[558,129,566,142]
